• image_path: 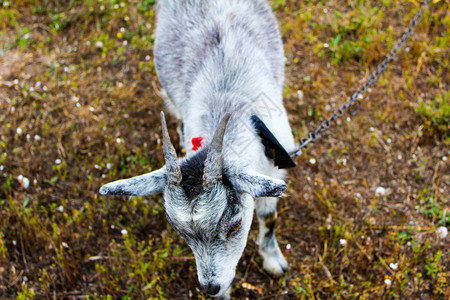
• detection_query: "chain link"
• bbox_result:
[290,0,429,158]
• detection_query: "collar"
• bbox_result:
[251,115,296,169]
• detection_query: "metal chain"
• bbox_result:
[290,0,430,158]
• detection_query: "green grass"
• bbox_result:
[416,90,450,140]
[0,0,449,298]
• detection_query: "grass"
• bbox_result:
[0,0,449,298]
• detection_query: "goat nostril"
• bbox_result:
[203,283,221,295]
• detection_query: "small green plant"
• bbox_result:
[326,4,382,64]
[415,91,450,140]
[0,7,17,29]
[16,284,36,300]
[417,188,449,226]
[425,250,442,279]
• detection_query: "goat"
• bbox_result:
[99,0,297,297]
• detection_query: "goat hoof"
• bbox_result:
[260,251,288,276]
[217,285,231,300]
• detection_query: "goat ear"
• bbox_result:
[232,171,287,198]
[99,167,167,196]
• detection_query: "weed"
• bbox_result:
[417,188,449,226]
[0,0,448,298]
[415,91,450,140]
[16,285,35,300]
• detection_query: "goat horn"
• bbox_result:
[161,111,182,185]
[203,113,231,189]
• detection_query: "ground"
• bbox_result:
[0,0,449,299]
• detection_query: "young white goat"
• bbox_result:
[100,0,297,297]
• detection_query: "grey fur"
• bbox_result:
[99,168,167,196]
[100,0,297,297]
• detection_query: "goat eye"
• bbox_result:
[231,221,241,231]
[227,220,242,237]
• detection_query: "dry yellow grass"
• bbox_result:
[0,0,448,298]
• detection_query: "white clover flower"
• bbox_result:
[385,278,392,287]
[121,229,128,235]
[55,158,62,165]
[389,263,399,270]
[22,177,30,189]
[436,226,448,239]
[16,127,22,134]
[95,41,104,48]
[339,239,347,246]
[145,55,151,61]
[57,205,64,212]
[375,186,388,197]
[309,158,316,165]
[17,175,30,189]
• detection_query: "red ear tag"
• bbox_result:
[191,137,204,151]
